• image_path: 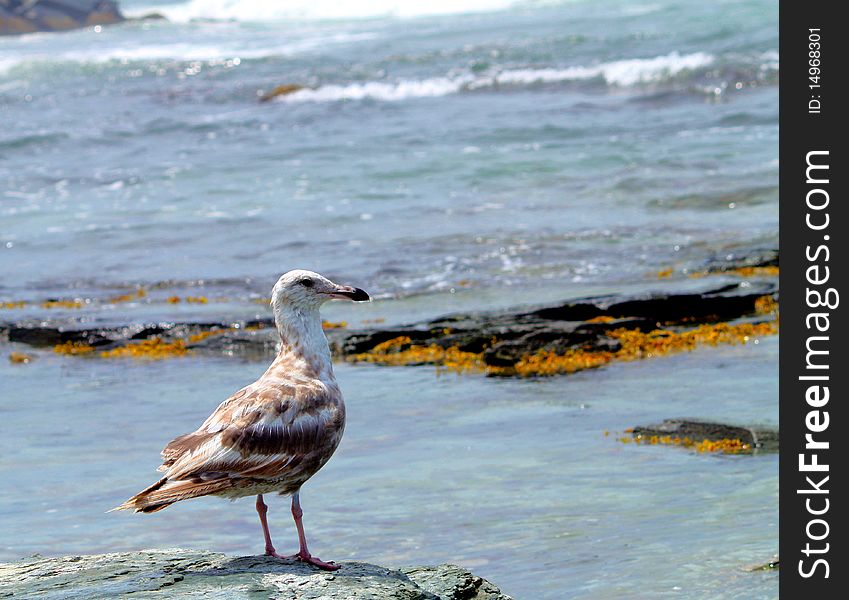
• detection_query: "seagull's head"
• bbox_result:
[271,269,370,312]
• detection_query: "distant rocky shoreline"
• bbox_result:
[1,0,165,35]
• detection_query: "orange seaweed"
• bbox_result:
[348,318,779,377]
[53,342,96,355]
[9,352,33,364]
[623,433,752,454]
[99,338,190,360]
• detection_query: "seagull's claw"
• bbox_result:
[295,551,340,571]
[265,549,340,571]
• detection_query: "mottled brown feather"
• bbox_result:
[117,374,344,511]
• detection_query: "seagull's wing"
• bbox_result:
[158,384,256,469]
[161,381,345,482]
[113,380,344,513]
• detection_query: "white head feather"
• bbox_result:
[269,270,369,378]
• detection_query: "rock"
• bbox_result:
[747,557,779,571]
[8,351,33,363]
[128,11,166,22]
[0,0,124,36]
[1,278,779,374]
[631,419,779,453]
[259,84,307,102]
[0,248,779,372]
[188,326,281,360]
[0,549,512,600]
[336,280,778,369]
[403,564,511,600]
[1,3,38,33]
[602,287,772,323]
[6,325,114,347]
[704,247,779,273]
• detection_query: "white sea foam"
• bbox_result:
[0,31,375,74]
[132,0,523,22]
[281,51,715,103]
[56,33,370,62]
[493,51,714,87]
[284,75,475,102]
[760,49,779,71]
[0,46,248,73]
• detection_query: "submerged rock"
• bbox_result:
[747,557,780,571]
[0,549,512,600]
[0,0,124,35]
[630,419,779,453]
[259,83,307,102]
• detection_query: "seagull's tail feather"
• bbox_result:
[111,476,233,513]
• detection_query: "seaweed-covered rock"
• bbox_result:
[0,549,513,600]
[631,419,779,453]
[1,279,779,376]
[337,281,778,371]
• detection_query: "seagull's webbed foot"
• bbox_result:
[293,550,340,571]
[264,548,288,560]
[264,548,340,570]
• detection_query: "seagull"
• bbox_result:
[114,269,370,570]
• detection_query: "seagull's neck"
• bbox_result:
[272,304,334,381]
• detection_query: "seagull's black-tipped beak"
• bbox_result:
[329,285,371,302]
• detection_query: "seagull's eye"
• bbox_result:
[298,278,314,288]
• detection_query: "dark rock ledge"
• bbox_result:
[1,280,778,369]
[332,280,778,369]
[0,549,512,599]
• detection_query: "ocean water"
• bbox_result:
[0,1,777,598]
[1,0,777,308]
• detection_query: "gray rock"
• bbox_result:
[0,549,512,600]
[0,0,124,36]
[402,565,511,600]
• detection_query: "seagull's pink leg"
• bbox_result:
[256,494,286,559]
[290,492,340,571]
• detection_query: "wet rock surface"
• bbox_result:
[0,549,512,599]
[703,247,778,274]
[332,280,778,370]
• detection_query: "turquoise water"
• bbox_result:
[1,337,777,598]
[1,1,777,598]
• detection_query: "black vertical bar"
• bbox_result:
[780,0,847,596]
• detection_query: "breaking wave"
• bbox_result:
[279,51,716,102]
